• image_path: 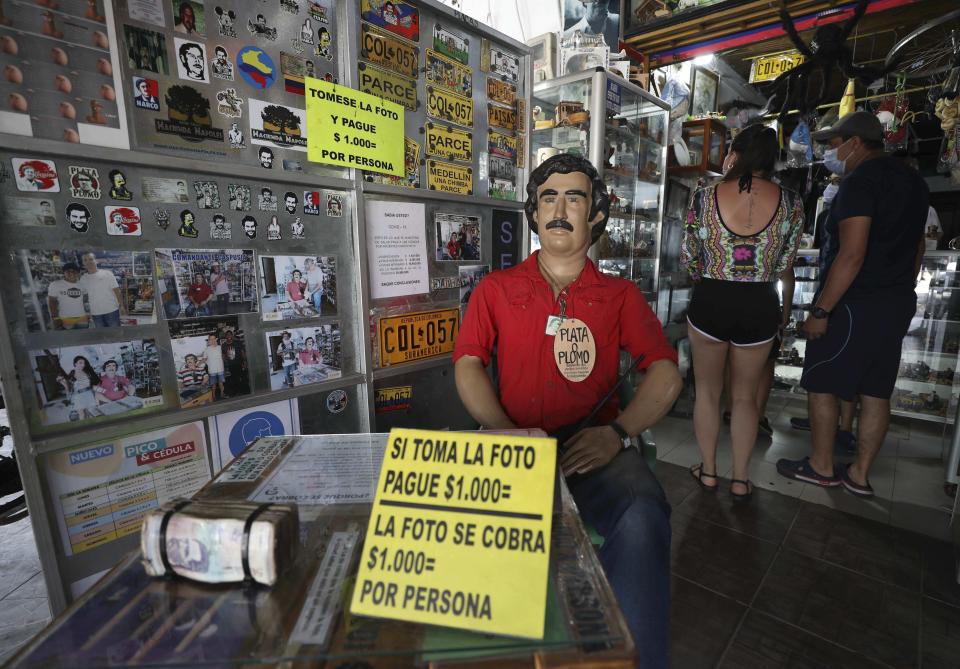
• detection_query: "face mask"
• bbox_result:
[822,146,846,175]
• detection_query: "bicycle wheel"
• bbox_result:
[885,8,960,80]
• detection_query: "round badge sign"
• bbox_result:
[237,46,277,89]
[326,389,348,414]
[553,318,596,382]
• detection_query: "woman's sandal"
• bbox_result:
[730,478,753,502]
[689,463,718,491]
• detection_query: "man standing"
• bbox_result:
[209,262,231,314]
[304,257,324,314]
[47,262,89,329]
[453,154,680,668]
[80,252,123,327]
[777,112,929,497]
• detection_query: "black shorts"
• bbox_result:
[688,278,781,346]
[801,292,916,400]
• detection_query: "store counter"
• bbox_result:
[7,434,636,668]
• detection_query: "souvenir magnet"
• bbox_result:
[105,205,142,236]
[247,14,278,40]
[228,122,246,149]
[132,76,161,110]
[326,193,343,217]
[108,169,133,200]
[211,46,235,80]
[242,214,257,238]
[210,213,231,239]
[228,184,251,210]
[216,88,243,117]
[283,191,298,214]
[303,191,320,215]
[154,208,171,231]
[66,203,91,233]
[291,217,305,239]
[177,209,199,238]
[267,215,282,240]
[13,158,60,192]
[175,38,209,83]
[68,166,101,199]
[258,187,278,211]
[194,181,221,208]
[214,7,237,38]
[326,389,347,414]
[258,147,274,169]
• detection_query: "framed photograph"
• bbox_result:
[169,317,250,406]
[259,255,337,321]
[690,66,719,117]
[155,249,258,319]
[266,324,343,390]
[435,213,481,262]
[562,0,622,50]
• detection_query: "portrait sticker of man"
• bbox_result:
[284,191,297,214]
[211,45,234,80]
[66,202,91,233]
[132,76,160,111]
[175,38,208,83]
[258,146,274,169]
[69,166,101,199]
[242,214,257,239]
[172,1,205,36]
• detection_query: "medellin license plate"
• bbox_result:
[358,62,419,111]
[360,22,420,79]
[427,159,473,195]
[427,86,474,128]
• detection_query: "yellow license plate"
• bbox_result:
[487,104,516,132]
[360,23,420,79]
[516,133,526,168]
[358,62,419,111]
[750,51,805,83]
[516,98,526,133]
[426,122,473,162]
[378,308,460,366]
[364,137,421,189]
[427,159,473,195]
[425,48,473,97]
[486,77,516,106]
[427,86,474,128]
[487,130,517,161]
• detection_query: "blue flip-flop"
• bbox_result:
[776,457,841,487]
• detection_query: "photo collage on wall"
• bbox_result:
[356,0,525,201]
[120,0,338,167]
[0,0,128,147]
[2,151,347,431]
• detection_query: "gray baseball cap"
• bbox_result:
[811,111,883,143]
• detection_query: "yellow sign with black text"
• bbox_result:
[378,308,460,366]
[305,78,405,175]
[749,50,805,83]
[427,159,473,195]
[425,122,473,162]
[350,428,557,638]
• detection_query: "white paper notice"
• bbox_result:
[250,434,388,505]
[291,530,359,646]
[218,437,290,482]
[128,0,166,26]
[365,201,429,299]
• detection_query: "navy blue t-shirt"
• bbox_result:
[820,155,928,299]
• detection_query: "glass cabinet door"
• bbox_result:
[531,72,669,312]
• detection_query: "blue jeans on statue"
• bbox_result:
[566,446,671,669]
[312,290,323,314]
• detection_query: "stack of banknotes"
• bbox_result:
[141,499,299,586]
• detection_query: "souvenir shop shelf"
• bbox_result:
[667,118,727,177]
[531,70,670,309]
[774,250,960,424]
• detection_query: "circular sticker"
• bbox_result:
[326,389,348,414]
[553,318,596,382]
[237,46,277,89]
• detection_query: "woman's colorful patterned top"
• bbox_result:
[680,182,804,282]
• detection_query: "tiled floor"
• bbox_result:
[0,403,957,666]
[662,460,960,668]
[656,397,958,542]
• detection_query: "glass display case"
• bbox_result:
[667,118,727,176]
[774,250,960,424]
[531,70,670,309]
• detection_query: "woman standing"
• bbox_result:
[680,124,804,500]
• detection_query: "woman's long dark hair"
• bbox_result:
[68,355,100,386]
[723,123,779,193]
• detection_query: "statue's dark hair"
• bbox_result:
[523,153,609,244]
